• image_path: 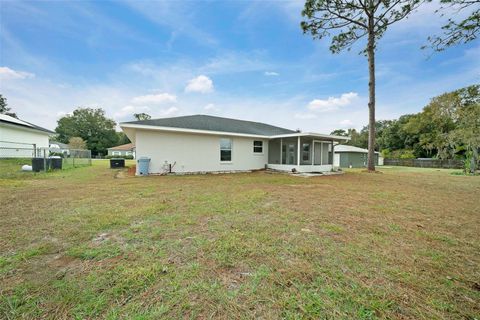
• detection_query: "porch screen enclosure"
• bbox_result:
[268,137,333,166]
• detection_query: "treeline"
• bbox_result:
[331,85,480,162]
[55,108,130,156]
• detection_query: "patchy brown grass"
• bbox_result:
[0,161,479,319]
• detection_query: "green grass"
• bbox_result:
[0,161,479,319]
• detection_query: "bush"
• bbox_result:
[384,149,416,159]
[105,155,134,159]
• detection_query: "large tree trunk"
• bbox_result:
[367,19,376,172]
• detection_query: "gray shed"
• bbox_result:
[334,145,379,168]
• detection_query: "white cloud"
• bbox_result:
[56,111,72,118]
[308,92,358,112]
[114,105,151,119]
[204,103,219,111]
[159,106,179,116]
[294,113,317,120]
[185,75,214,93]
[131,93,177,105]
[0,66,35,79]
[264,71,279,76]
[339,119,353,126]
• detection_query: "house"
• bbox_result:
[49,140,71,156]
[107,143,135,158]
[333,144,382,168]
[120,115,349,175]
[0,114,54,158]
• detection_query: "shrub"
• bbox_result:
[105,155,134,159]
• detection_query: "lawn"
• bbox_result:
[0,161,479,319]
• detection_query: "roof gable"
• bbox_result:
[121,115,295,136]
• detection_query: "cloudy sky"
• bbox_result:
[0,0,478,133]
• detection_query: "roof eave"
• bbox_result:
[119,123,272,139]
[0,120,54,135]
[269,132,351,141]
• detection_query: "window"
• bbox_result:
[220,138,232,162]
[125,151,132,156]
[253,140,263,153]
[112,151,121,156]
[302,143,310,161]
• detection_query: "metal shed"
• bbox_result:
[334,145,380,168]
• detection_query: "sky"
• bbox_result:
[0,0,478,133]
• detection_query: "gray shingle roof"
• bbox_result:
[122,115,295,136]
[0,114,54,134]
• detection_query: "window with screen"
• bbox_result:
[253,140,263,153]
[220,138,232,161]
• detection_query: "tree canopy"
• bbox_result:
[55,108,118,156]
[427,0,479,51]
[133,113,152,121]
[331,85,480,169]
[0,94,17,118]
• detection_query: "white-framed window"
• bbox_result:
[112,151,121,156]
[125,151,132,156]
[220,138,232,162]
[253,140,263,153]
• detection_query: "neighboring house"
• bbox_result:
[49,140,71,156]
[0,114,54,158]
[120,115,349,175]
[107,143,135,158]
[333,145,382,168]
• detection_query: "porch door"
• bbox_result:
[282,143,296,165]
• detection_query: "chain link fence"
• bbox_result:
[0,141,92,176]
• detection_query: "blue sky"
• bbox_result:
[0,0,478,133]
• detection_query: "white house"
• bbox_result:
[120,115,349,175]
[0,114,54,158]
[107,143,135,158]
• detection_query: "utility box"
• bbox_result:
[50,157,63,170]
[110,158,125,168]
[31,158,49,172]
[137,157,150,175]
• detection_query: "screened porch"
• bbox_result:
[267,135,337,172]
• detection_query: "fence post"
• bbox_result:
[73,151,75,168]
[43,149,47,172]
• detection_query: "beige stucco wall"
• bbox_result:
[135,129,269,174]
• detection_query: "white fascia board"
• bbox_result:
[0,121,52,136]
[270,132,350,141]
[119,123,270,139]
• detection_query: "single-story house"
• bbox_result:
[107,143,135,158]
[333,144,382,168]
[0,114,54,158]
[120,115,349,175]
[49,140,71,156]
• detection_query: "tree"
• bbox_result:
[117,132,131,145]
[55,107,118,156]
[134,113,151,121]
[330,129,349,136]
[446,85,480,173]
[0,94,17,118]
[301,0,423,171]
[68,137,87,150]
[427,0,479,51]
